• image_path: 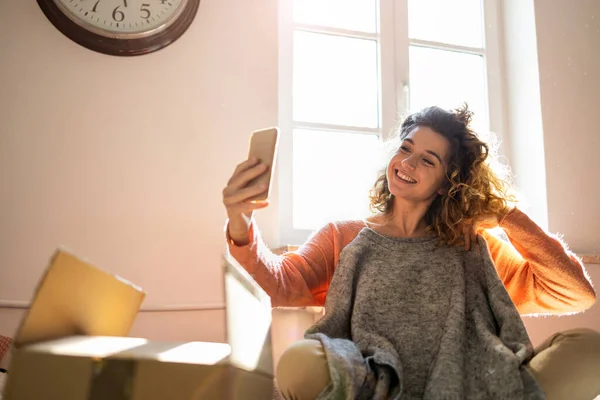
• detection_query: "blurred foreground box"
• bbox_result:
[3,249,273,400]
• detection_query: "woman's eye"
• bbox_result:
[422,158,434,166]
[400,146,411,153]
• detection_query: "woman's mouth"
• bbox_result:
[395,169,417,184]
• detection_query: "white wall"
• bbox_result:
[534,0,600,254]
[502,0,600,345]
[503,0,600,252]
[500,0,548,229]
[0,0,280,342]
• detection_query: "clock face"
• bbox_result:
[54,0,187,38]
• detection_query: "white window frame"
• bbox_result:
[278,0,505,246]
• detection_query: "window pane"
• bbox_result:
[408,0,483,48]
[293,0,378,33]
[293,31,379,128]
[409,46,488,132]
[293,129,382,230]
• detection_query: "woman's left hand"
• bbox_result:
[464,213,503,251]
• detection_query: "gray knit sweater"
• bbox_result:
[305,228,545,400]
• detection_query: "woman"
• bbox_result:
[222,106,598,399]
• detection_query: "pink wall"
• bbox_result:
[502,0,600,345]
[526,0,600,345]
[535,0,600,254]
[0,0,280,341]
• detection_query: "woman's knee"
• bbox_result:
[275,339,330,400]
[553,327,600,340]
[529,328,600,400]
[548,328,599,352]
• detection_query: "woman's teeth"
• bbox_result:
[396,170,416,183]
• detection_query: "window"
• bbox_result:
[278,0,503,245]
[406,0,502,135]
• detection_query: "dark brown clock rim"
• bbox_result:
[37,0,200,56]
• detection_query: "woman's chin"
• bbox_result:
[390,188,440,205]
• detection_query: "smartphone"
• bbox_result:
[246,127,279,202]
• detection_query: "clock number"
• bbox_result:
[160,0,167,4]
[112,6,125,22]
[91,0,100,12]
[140,4,151,19]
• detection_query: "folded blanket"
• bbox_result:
[305,229,545,400]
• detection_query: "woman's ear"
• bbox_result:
[437,180,450,196]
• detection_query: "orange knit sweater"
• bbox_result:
[227,208,596,315]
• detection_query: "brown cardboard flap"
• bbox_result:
[21,336,232,365]
[14,249,146,347]
[5,336,272,400]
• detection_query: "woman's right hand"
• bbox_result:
[222,157,270,244]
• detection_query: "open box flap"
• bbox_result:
[14,249,146,347]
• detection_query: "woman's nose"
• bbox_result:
[402,154,417,170]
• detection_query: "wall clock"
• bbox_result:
[37,0,200,56]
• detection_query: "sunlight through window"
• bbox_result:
[292,129,382,229]
[293,0,378,33]
[282,0,500,241]
[408,0,484,48]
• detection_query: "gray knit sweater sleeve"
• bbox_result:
[305,228,545,400]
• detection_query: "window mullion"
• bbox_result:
[409,38,485,56]
[292,121,381,135]
[482,0,508,156]
[379,0,396,140]
[293,23,378,41]
[390,0,410,140]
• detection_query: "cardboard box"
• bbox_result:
[3,250,274,399]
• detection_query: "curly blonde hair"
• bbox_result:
[369,104,516,246]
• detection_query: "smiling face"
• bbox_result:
[386,126,452,204]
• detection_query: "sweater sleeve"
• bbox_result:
[480,208,596,315]
[225,219,339,307]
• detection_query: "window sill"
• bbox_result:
[581,254,600,265]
